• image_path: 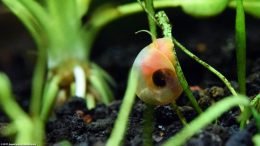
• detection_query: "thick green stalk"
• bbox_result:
[141,1,156,145]
[235,0,246,94]
[30,48,46,117]
[144,0,157,40]
[106,69,138,146]
[143,105,154,146]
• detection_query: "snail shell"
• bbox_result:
[132,38,183,105]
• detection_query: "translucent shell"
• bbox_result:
[132,38,183,105]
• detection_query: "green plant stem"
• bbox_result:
[143,104,154,146]
[235,0,246,95]
[171,102,187,125]
[174,56,203,114]
[86,93,96,110]
[3,0,47,117]
[253,134,260,146]
[144,0,157,40]
[0,73,28,120]
[172,38,238,96]
[250,94,260,132]
[141,1,156,144]
[155,11,202,114]
[171,38,248,114]
[13,116,44,146]
[163,95,249,146]
[41,75,61,121]
[30,48,46,117]
[0,74,45,145]
[251,94,260,113]
[107,69,138,146]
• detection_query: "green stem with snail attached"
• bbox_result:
[156,11,203,114]
[156,11,250,128]
[142,0,156,145]
[143,0,157,40]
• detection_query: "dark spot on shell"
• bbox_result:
[152,70,166,87]
[152,69,174,88]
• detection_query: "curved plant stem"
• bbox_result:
[163,95,249,146]
[171,102,187,125]
[171,38,248,115]
[172,38,238,96]
[0,73,45,145]
[155,11,245,114]
[30,48,46,117]
[107,69,138,146]
[41,75,61,121]
[0,73,28,120]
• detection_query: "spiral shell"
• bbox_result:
[132,38,183,105]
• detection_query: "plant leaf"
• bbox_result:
[76,0,91,18]
[229,0,260,18]
[46,0,86,68]
[89,69,114,104]
[181,0,229,17]
[91,63,116,87]
[0,73,27,121]
[2,0,47,49]
[253,134,260,146]
[243,0,260,18]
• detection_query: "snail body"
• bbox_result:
[132,38,183,105]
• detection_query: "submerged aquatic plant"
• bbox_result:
[2,0,115,119]
[0,0,117,145]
